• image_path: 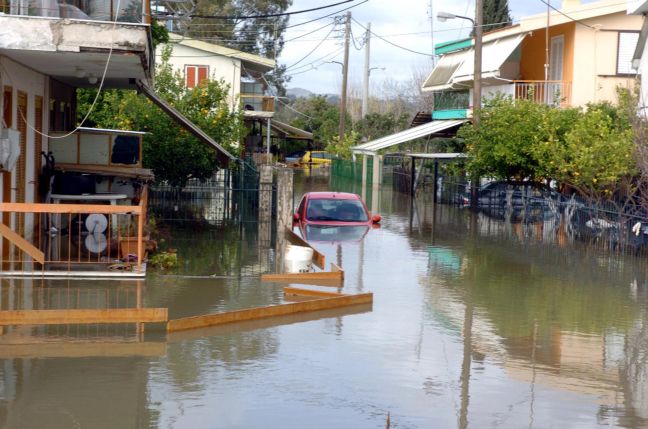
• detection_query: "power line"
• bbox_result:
[537,0,595,29]
[285,0,368,29]
[284,21,335,43]
[285,24,339,70]
[351,18,433,57]
[189,0,356,20]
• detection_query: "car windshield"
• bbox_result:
[306,199,368,222]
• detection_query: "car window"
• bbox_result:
[306,198,368,222]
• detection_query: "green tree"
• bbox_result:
[289,95,345,146]
[77,47,245,187]
[483,0,512,32]
[459,95,550,181]
[326,130,361,160]
[353,111,409,141]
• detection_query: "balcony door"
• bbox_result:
[548,35,565,104]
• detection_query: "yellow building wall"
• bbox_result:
[520,22,575,83]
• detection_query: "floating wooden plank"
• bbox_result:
[283,287,345,298]
[0,223,44,264]
[0,341,166,359]
[168,303,372,342]
[261,268,343,283]
[285,227,325,269]
[0,308,168,325]
[167,293,373,332]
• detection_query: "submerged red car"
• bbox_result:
[293,192,381,242]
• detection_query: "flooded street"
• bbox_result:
[2,170,648,428]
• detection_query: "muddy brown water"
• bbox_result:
[2,169,648,428]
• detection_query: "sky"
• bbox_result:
[277,0,600,95]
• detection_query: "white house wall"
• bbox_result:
[572,12,642,106]
[0,55,48,241]
[160,43,242,110]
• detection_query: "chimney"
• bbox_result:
[562,0,581,9]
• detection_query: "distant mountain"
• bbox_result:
[285,87,339,103]
[285,87,314,100]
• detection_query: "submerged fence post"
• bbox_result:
[275,168,293,273]
[258,165,273,249]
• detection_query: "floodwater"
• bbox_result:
[3,169,648,428]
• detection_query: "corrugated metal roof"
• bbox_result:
[351,120,467,155]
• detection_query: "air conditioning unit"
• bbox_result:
[0,128,20,172]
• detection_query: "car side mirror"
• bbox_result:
[293,213,300,222]
[372,214,381,224]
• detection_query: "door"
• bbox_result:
[2,86,11,269]
[548,35,565,104]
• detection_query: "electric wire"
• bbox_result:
[351,18,433,57]
[285,0,368,29]
[189,0,356,20]
[284,24,338,70]
[537,0,595,29]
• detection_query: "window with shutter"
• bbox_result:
[617,32,640,75]
[185,65,209,88]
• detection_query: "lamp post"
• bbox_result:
[437,4,482,125]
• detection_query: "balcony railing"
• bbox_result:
[241,94,275,113]
[0,185,149,276]
[0,0,147,23]
[513,80,572,107]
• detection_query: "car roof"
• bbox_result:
[305,192,360,200]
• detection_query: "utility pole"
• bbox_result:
[339,11,351,141]
[362,23,371,118]
[473,0,483,126]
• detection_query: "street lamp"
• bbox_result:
[437,6,482,125]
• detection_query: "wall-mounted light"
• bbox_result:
[87,75,98,85]
[75,67,86,79]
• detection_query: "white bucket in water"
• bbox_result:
[284,244,314,273]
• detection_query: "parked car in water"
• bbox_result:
[293,192,380,242]
[284,150,305,165]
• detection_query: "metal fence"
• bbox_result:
[148,161,275,225]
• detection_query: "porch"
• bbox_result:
[0,185,149,277]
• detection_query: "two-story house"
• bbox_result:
[159,34,313,162]
[424,0,643,118]
[0,1,237,276]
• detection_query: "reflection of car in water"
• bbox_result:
[293,192,380,242]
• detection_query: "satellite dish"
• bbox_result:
[85,213,108,234]
[85,233,107,254]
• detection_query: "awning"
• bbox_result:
[351,120,467,155]
[136,81,239,162]
[271,120,313,140]
[422,50,466,91]
[423,33,525,92]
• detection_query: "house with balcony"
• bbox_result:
[0,0,237,277]
[351,0,642,192]
[423,0,643,118]
[159,34,313,163]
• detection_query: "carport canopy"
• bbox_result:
[351,119,468,156]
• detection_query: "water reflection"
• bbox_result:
[5,172,648,427]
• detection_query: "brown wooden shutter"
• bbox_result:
[186,66,196,88]
[197,66,208,86]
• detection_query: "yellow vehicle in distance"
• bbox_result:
[300,151,334,167]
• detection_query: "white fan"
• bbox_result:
[85,213,108,234]
[85,233,107,254]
